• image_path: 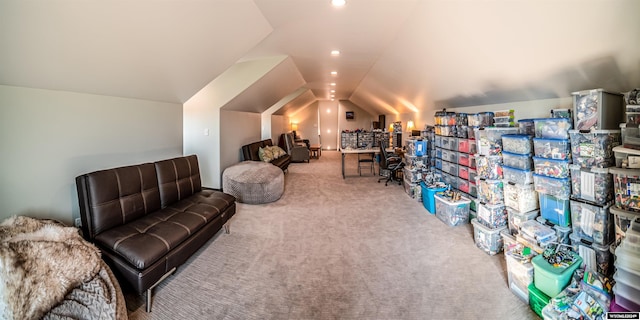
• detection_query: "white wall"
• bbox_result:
[338,100,376,132]
[270,114,287,144]
[290,102,320,145]
[0,85,183,225]
[220,110,261,186]
[318,101,339,150]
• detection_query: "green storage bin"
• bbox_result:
[528,283,550,318]
[532,252,582,297]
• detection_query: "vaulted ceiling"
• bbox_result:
[2,0,639,118]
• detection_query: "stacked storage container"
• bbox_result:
[455,113,479,217]
[568,90,623,280]
[531,118,573,242]
[403,137,431,201]
[611,217,640,312]
[471,124,518,255]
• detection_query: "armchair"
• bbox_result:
[378,142,404,186]
[281,132,310,163]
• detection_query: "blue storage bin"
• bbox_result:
[532,156,570,178]
[421,182,447,214]
[532,138,571,160]
[533,174,571,200]
[518,119,536,135]
[534,118,572,139]
[539,193,571,227]
[502,151,533,170]
[502,134,533,155]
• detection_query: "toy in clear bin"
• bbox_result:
[468,112,494,127]
[471,218,507,255]
[534,118,572,139]
[610,167,640,212]
[533,156,570,178]
[476,202,507,228]
[503,182,539,213]
[572,89,625,131]
[502,151,533,170]
[475,155,503,180]
[476,178,504,205]
[458,153,470,167]
[569,233,613,276]
[474,127,519,155]
[434,192,471,226]
[569,200,614,246]
[532,138,571,160]
[502,134,533,155]
[502,166,534,185]
[550,109,572,119]
[456,125,468,138]
[533,174,571,200]
[507,208,539,236]
[518,119,536,135]
[569,165,613,204]
[569,130,621,168]
[519,220,557,249]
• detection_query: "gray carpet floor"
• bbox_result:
[126,151,539,320]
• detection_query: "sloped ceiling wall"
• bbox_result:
[0,0,273,103]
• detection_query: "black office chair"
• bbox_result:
[378,143,404,186]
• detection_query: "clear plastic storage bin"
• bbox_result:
[468,181,478,198]
[435,158,442,170]
[458,178,470,194]
[569,165,612,204]
[508,208,540,235]
[532,156,570,178]
[474,127,519,155]
[532,138,571,160]
[494,109,514,117]
[614,146,640,168]
[569,130,621,168]
[468,168,477,181]
[475,155,503,180]
[502,165,534,185]
[610,167,640,212]
[458,166,469,180]
[572,88,625,131]
[471,218,507,255]
[476,201,507,228]
[504,182,539,213]
[518,119,536,135]
[403,167,423,183]
[458,138,471,153]
[441,136,453,150]
[534,118,572,139]
[435,147,442,159]
[520,220,557,249]
[494,116,515,127]
[539,193,571,227]
[458,153,470,167]
[569,233,613,276]
[620,123,640,150]
[447,150,458,163]
[434,135,443,148]
[468,112,494,127]
[570,199,613,246]
[506,248,534,302]
[476,178,504,205]
[502,134,533,155]
[502,151,533,170]
[533,174,571,200]
[611,207,640,241]
[434,194,471,226]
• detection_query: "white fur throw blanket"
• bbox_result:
[0,216,102,320]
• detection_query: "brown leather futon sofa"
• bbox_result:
[241,139,291,171]
[76,155,236,312]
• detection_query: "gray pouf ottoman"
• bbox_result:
[222,161,284,204]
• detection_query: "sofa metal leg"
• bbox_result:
[224,222,230,234]
[145,267,177,312]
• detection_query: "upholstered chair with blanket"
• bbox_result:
[281,132,310,163]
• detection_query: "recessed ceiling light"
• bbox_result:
[331,0,346,7]
[330,90,335,93]
[330,83,336,86]
[331,71,338,76]
[331,50,340,56]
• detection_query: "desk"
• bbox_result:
[340,148,378,179]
